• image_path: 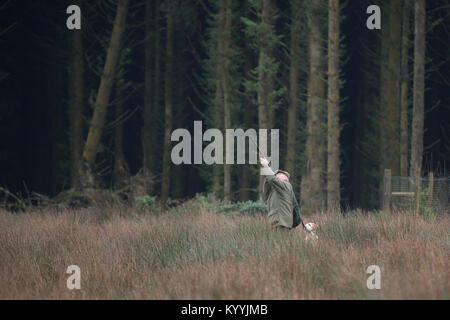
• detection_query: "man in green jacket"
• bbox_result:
[260,157,303,231]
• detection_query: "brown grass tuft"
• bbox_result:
[0,205,448,299]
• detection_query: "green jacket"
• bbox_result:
[262,168,302,229]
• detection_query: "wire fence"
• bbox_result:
[382,170,449,215]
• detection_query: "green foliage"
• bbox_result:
[241,16,282,50]
[165,198,181,209]
[417,188,437,220]
[234,200,268,215]
[134,195,158,213]
[392,187,437,219]
[194,192,218,209]
[194,193,267,216]
[241,0,284,109]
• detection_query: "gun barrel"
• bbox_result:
[249,135,267,159]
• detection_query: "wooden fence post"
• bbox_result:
[414,174,421,216]
[383,169,391,214]
[427,172,434,210]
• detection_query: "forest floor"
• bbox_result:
[0,198,448,299]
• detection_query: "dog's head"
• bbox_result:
[305,222,318,232]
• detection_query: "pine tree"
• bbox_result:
[327,0,340,211]
[410,0,426,178]
[285,0,303,185]
[243,0,283,198]
[161,0,175,203]
[222,0,233,202]
[400,0,411,177]
[380,0,402,176]
[80,0,130,189]
[68,0,84,189]
[112,68,130,190]
[143,0,156,193]
[301,0,327,214]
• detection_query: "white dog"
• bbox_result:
[303,222,319,243]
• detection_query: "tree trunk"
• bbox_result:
[301,0,326,214]
[327,0,340,211]
[143,0,155,194]
[68,21,84,189]
[378,1,389,191]
[80,0,129,189]
[161,0,174,203]
[239,164,250,201]
[222,0,232,202]
[211,1,224,197]
[400,0,410,177]
[285,0,302,183]
[172,50,186,199]
[352,36,380,209]
[380,0,402,177]
[154,0,162,192]
[112,70,130,190]
[51,42,65,195]
[410,0,426,178]
[239,0,253,202]
[257,0,274,197]
[212,76,223,196]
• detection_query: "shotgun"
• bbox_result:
[248,134,267,160]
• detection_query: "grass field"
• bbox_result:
[0,199,448,299]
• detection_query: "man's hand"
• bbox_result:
[260,157,269,168]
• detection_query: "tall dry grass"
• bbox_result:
[0,202,448,299]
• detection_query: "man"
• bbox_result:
[260,157,303,231]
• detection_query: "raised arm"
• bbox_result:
[260,158,289,192]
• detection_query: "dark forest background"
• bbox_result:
[0,0,448,212]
